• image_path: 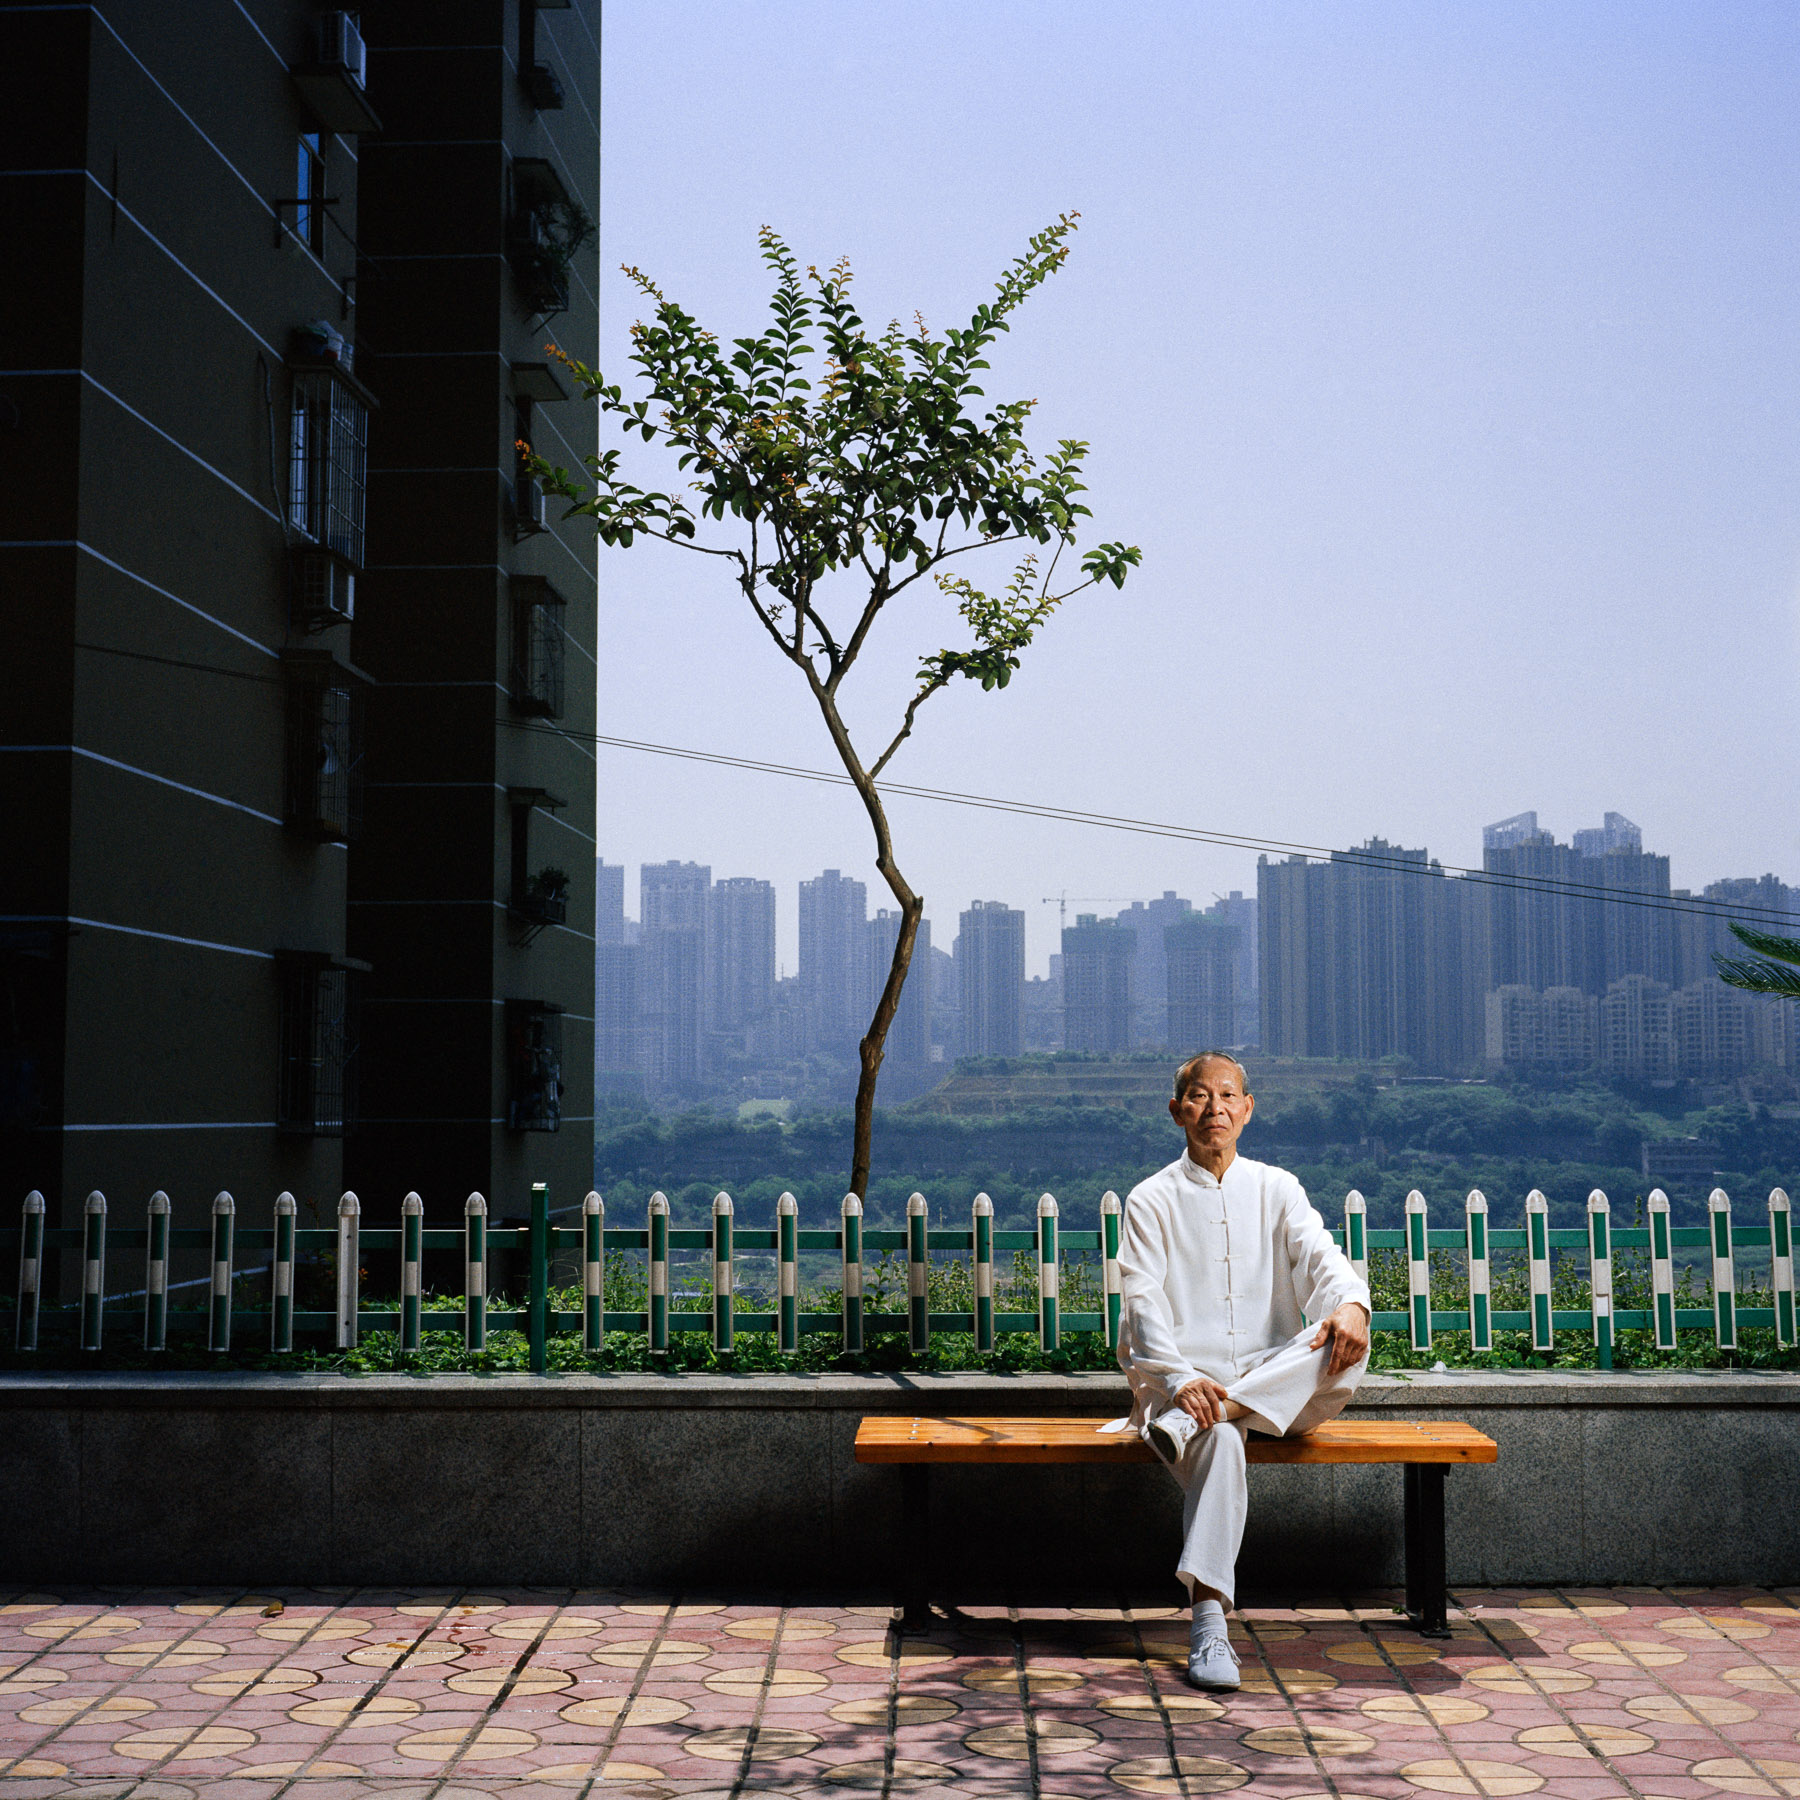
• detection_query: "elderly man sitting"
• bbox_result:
[1116,1051,1371,1692]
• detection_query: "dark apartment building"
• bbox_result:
[2,1,599,1242]
[956,900,1025,1057]
[1165,912,1238,1051]
[1061,915,1135,1052]
[799,868,869,1057]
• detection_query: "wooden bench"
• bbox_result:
[855,1416,1498,1637]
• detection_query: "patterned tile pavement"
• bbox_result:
[5,1585,1800,1798]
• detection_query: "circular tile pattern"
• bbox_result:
[1325,1638,1440,1666]
[1399,1759,1544,1795]
[1464,1660,1594,1695]
[1727,1663,1800,1693]
[705,1664,828,1697]
[686,1725,821,1763]
[491,1615,610,1640]
[116,1725,259,1763]
[591,1635,709,1667]
[829,1692,959,1726]
[346,1640,464,1668]
[822,1758,953,1786]
[618,1601,724,1616]
[1101,1693,1226,1723]
[105,1637,229,1667]
[1238,1665,1338,1695]
[838,1638,952,1668]
[194,1667,318,1698]
[559,1693,690,1727]
[0,1596,59,1614]
[1107,1754,1249,1793]
[1694,1757,1800,1795]
[1568,1637,1686,1667]
[965,1720,1099,1760]
[0,1664,66,1694]
[291,1693,423,1729]
[173,1597,282,1618]
[446,1661,573,1695]
[397,1725,539,1763]
[1237,1620,1306,1640]
[0,1762,69,1779]
[725,1614,835,1640]
[962,1662,1083,1693]
[24,1611,139,1639]
[243,1761,362,1778]
[1361,1692,1489,1724]
[22,1694,156,1726]
[395,1596,508,1616]
[1627,1692,1760,1725]
[1662,1615,1773,1641]
[1240,1724,1374,1758]
[1513,1723,1653,1759]
[256,1616,366,1641]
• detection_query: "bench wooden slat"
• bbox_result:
[854,1416,1497,1466]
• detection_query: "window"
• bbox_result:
[296,132,325,255]
[283,653,363,841]
[507,788,570,934]
[289,367,368,568]
[510,576,566,718]
[278,956,361,1136]
[508,157,592,318]
[506,1000,564,1132]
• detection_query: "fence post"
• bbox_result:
[144,1190,169,1352]
[648,1191,668,1354]
[583,1191,603,1352]
[465,1192,487,1351]
[973,1192,994,1352]
[1587,1189,1612,1370]
[1463,1190,1491,1352]
[1101,1190,1122,1353]
[1526,1189,1552,1353]
[529,1180,549,1374]
[907,1191,929,1354]
[400,1192,423,1351]
[840,1192,863,1352]
[1648,1188,1676,1349]
[1771,1188,1794,1347]
[336,1191,360,1349]
[1710,1187,1736,1351]
[712,1190,733,1353]
[778,1191,798,1354]
[1344,1190,1368,1286]
[1405,1190,1430,1352]
[271,1192,295,1354]
[1037,1193,1059,1352]
[16,1191,43,1351]
[208,1191,235,1353]
[80,1190,106,1352]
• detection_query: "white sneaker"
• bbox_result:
[1187,1632,1240,1693]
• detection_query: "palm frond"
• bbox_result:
[1726,921,1800,965]
[1715,954,1800,998]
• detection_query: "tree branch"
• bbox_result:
[868,672,950,780]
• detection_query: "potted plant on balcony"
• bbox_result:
[523,866,570,925]
[509,195,594,316]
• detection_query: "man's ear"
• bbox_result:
[1168,1095,1184,1127]
[1241,1093,1255,1123]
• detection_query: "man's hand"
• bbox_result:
[1173,1376,1235,1429]
[1310,1302,1371,1376]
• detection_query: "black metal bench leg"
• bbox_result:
[1404,1463,1450,1638]
[901,1465,932,1633]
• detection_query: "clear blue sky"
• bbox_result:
[595,0,1800,977]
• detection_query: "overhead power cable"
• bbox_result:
[66,638,1800,932]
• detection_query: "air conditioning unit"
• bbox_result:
[525,62,565,110]
[317,12,367,88]
[294,549,356,626]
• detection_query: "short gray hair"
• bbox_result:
[1173,1051,1250,1100]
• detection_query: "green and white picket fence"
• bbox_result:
[5,1181,1793,1373]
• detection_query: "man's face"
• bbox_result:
[1169,1061,1255,1161]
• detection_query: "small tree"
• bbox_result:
[1716,922,1800,998]
[526,215,1139,1197]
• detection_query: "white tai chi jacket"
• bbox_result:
[1116,1152,1370,1427]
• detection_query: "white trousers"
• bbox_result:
[1160,1325,1368,1606]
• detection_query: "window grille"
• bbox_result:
[278,958,360,1136]
[510,576,567,718]
[506,1000,564,1132]
[284,661,363,842]
[289,368,368,567]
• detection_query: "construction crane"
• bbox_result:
[1039,894,1154,933]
